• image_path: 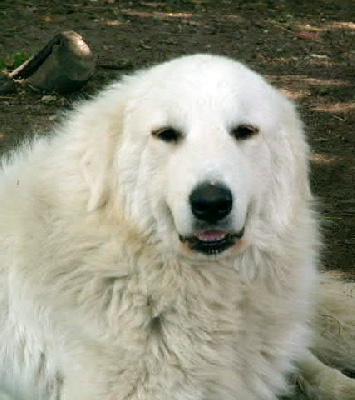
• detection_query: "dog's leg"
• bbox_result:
[297,351,355,400]
[313,277,355,373]
[295,277,355,399]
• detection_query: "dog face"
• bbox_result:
[90,55,308,260]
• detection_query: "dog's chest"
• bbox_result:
[91,264,293,399]
[113,266,245,370]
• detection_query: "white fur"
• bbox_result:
[0,54,353,400]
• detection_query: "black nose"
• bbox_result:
[189,182,233,223]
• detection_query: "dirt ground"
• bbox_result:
[0,0,354,279]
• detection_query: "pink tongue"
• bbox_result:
[196,230,227,242]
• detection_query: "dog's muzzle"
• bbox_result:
[179,181,244,255]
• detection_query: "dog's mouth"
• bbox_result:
[179,228,244,256]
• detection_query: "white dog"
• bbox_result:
[0,54,354,400]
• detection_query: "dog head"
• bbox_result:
[81,55,310,260]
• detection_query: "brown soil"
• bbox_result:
[0,0,354,280]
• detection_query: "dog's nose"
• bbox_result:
[190,182,233,223]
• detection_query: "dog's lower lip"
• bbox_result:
[179,228,244,255]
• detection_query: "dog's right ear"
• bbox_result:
[81,141,112,212]
[77,93,123,212]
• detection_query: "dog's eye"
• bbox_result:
[231,125,259,140]
[152,127,182,143]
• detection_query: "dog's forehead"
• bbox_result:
[131,55,278,120]
[121,55,288,135]
[147,56,268,98]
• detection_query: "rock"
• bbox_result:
[10,31,96,94]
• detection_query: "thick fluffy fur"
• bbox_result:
[0,55,353,400]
